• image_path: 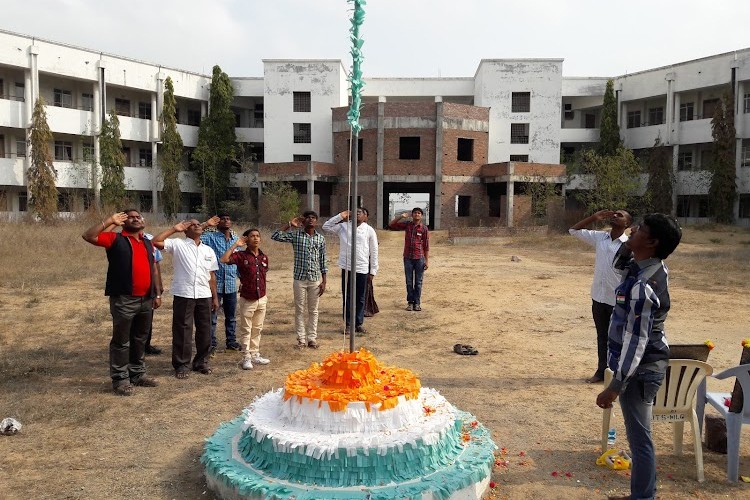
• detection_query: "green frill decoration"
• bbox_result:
[346,0,366,134]
[201,410,497,500]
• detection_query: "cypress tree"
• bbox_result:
[598,79,621,156]
[28,97,58,222]
[160,76,183,218]
[192,65,236,214]
[644,136,675,214]
[708,89,737,223]
[100,110,127,208]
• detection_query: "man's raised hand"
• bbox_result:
[289,216,303,228]
[173,220,191,233]
[594,210,615,221]
[205,215,220,227]
[111,212,128,226]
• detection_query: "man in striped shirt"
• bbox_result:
[272,211,328,349]
[596,214,682,500]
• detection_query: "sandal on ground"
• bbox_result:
[193,366,213,375]
[307,340,319,349]
[175,371,190,379]
[113,384,134,396]
[453,344,479,355]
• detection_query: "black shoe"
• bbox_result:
[226,342,242,351]
[209,346,217,358]
[145,345,162,355]
[355,325,367,334]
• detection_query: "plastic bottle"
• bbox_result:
[607,428,616,449]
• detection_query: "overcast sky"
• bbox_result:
[3,0,749,78]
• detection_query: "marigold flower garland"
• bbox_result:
[284,349,421,412]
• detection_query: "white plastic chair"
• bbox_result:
[602,359,712,482]
[696,363,750,482]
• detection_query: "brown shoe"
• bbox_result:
[307,340,319,349]
[132,376,158,387]
[113,384,134,396]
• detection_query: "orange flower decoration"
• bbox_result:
[704,340,715,351]
[742,338,750,348]
[283,349,421,412]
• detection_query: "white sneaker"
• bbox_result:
[251,353,270,365]
[241,356,253,370]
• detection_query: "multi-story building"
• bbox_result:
[1,29,748,227]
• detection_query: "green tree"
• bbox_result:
[598,79,621,156]
[160,76,183,218]
[576,147,642,214]
[27,97,58,222]
[99,110,127,208]
[643,136,675,214]
[259,182,300,224]
[192,65,236,214]
[708,89,737,223]
[521,173,562,225]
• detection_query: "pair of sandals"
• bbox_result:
[175,366,213,379]
[453,344,479,356]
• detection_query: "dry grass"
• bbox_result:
[1,221,749,499]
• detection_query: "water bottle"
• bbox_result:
[607,428,616,449]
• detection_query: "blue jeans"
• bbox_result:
[404,257,425,305]
[210,292,237,347]
[341,270,367,327]
[620,369,665,500]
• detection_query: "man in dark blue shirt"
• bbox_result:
[596,213,682,500]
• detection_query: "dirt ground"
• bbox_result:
[1,221,749,499]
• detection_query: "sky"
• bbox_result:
[3,0,749,79]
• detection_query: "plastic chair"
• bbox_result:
[602,359,712,482]
[696,363,750,482]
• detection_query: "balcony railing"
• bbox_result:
[0,94,24,102]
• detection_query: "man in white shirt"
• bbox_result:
[322,207,379,334]
[569,209,632,383]
[153,218,220,379]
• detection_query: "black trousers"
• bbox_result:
[172,296,212,373]
[109,295,153,387]
[592,300,614,378]
[341,270,367,328]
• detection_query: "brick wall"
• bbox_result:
[443,102,490,121]
[441,129,488,176]
[514,162,566,177]
[439,182,505,228]
[384,102,436,118]
[333,129,378,176]
[383,128,436,176]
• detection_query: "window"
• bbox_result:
[249,143,264,163]
[742,143,750,167]
[627,110,641,128]
[510,123,529,144]
[511,92,530,113]
[702,98,720,119]
[122,147,131,166]
[399,137,420,159]
[293,154,312,161]
[346,138,364,161]
[740,195,750,218]
[648,107,664,125]
[139,192,153,213]
[174,107,180,123]
[57,191,72,212]
[115,98,130,116]
[18,192,28,212]
[510,155,529,162]
[139,148,152,167]
[700,150,713,170]
[744,93,750,114]
[679,102,694,122]
[81,93,93,111]
[457,138,474,161]
[293,92,311,112]
[677,151,693,171]
[54,141,73,161]
[234,111,241,127]
[53,88,72,108]
[293,123,312,143]
[138,102,151,120]
[83,142,94,162]
[16,140,26,158]
[563,103,574,120]
[585,113,596,129]
[456,195,471,217]
[15,82,25,101]
[187,109,201,126]
[253,103,264,127]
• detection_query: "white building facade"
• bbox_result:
[0,29,748,224]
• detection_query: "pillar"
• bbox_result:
[92,82,101,206]
[307,160,315,211]
[376,96,385,228]
[506,163,515,228]
[434,96,443,230]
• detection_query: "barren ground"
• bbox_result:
[1,221,749,499]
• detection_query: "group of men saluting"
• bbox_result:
[82,205,429,397]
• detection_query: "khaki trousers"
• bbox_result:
[238,295,268,355]
[292,279,320,342]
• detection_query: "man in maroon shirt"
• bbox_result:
[389,207,430,311]
[82,210,160,396]
[220,228,270,370]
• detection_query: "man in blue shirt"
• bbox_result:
[201,214,241,352]
[596,213,682,500]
